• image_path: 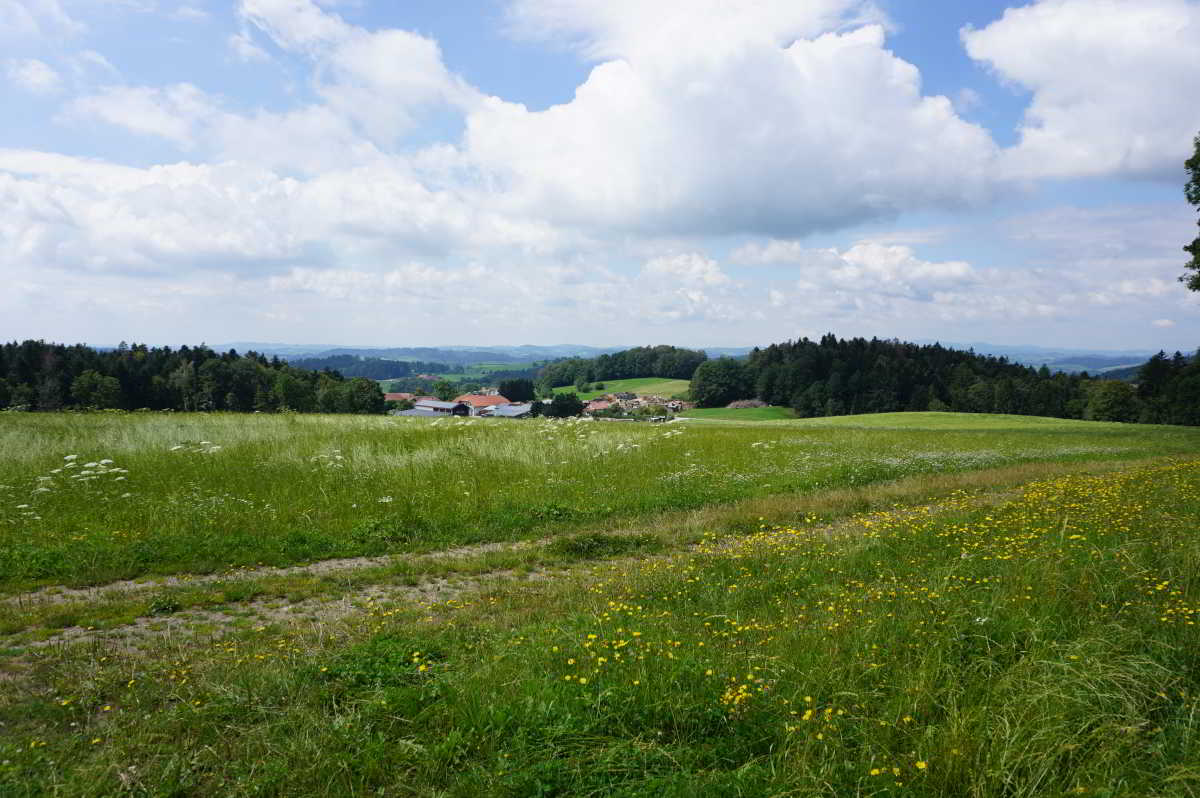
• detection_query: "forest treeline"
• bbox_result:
[286,354,451,380]
[0,340,385,413]
[538,345,707,391]
[690,335,1200,425]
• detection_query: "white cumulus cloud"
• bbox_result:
[964,0,1200,180]
[467,19,998,238]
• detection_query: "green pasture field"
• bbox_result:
[552,377,691,400]
[680,405,797,421]
[1,411,1198,592]
[0,410,1198,796]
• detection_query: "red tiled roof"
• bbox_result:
[384,392,414,401]
[453,394,511,407]
[585,399,612,411]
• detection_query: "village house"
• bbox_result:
[454,394,511,416]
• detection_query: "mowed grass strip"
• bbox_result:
[1,459,1198,796]
[1,411,1199,592]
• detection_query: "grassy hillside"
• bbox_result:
[552,377,691,400]
[2,412,1199,795]
[683,409,1157,430]
[792,411,1138,430]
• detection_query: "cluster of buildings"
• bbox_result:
[583,392,689,415]
[385,389,693,420]
[385,392,533,418]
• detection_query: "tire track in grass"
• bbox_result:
[7,490,1022,653]
[3,457,1172,653]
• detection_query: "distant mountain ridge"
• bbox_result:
[912,340,1156,374]
[110,340,1172,374]
[211,343,757,364]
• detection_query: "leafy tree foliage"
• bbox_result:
[1084,380,1140,422]
[432,380,457,401]
[70,370,122,409]
[0,340,384,414]
[690,357,750,408]
[1183,132,1200,291]
[545,392,585,418]
[497,378,536,402]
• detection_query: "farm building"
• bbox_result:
[454,394,512,415]
[488,403,534,418]
[412,399,471,416]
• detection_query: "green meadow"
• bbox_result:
[552,377,691,400]
[680,406,798,421]
[1,411,1199,796]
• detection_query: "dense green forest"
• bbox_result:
[537,345,707,391]
[286,354,451,380]
[690,334,1200,425]
[1131,350,1200,425]
[0,340,385,413]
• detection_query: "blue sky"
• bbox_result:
[2,0,1199,351]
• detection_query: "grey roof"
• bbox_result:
[490,403,533,417]
[414,400,460,410]
[394,408,443,417]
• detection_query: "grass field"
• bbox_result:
[2,411,1199,795]
[552,377,691,400]
[680,406,797,421]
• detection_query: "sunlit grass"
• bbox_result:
[1,458,1198,795]
[2,411,1199,591]
[680,405,797,420]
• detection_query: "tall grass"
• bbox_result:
[2,412,1198,590]
[1,460,1197,795]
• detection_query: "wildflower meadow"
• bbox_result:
[0,411,1198,795]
